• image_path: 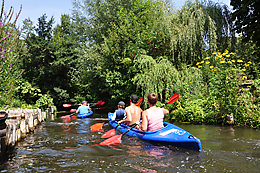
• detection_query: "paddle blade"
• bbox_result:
[99,134,122,145]
[93,107,107,110]
[70,109,77,113]
[90,122,105,130]
[101,129,116,138]
[137,97,143,107]
[63,104,72,107]
[167,93,179,104]
[95,100,105,106]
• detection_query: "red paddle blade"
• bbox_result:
[90,122,105,130]
[99,134,122,145]
[137,97,143,106]
[101,129,116,138]
[70,109,77,113]
[167,93,179,104]
[63,104,72,107]
[95,100,105,106]
[61,115,71,119]
[97,107,107,109]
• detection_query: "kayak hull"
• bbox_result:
[77,110,93,118]
[108,113,202,151]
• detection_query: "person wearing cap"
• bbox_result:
[118,94,142,126]
[138,93,169,132]
[76,100,91,115]
[111,101,126,121]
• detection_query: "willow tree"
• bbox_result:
[169,0,217,67]
[133,55,178,105]
[201,0,236,52]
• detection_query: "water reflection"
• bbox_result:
[0,113,260,173]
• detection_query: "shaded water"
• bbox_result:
[0,112,260,172]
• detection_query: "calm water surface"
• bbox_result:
[0,112,259,172]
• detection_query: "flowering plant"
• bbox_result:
[197,50,252,124]
[0,2,27,104]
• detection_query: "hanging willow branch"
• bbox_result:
[133,55,178,106]
[169,0,217,66]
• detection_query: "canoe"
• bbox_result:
[77,110,93,118]
[108,113,202,151]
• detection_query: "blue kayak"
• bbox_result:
[77,110,93,118]
[108,113,202,151]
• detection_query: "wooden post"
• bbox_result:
[6,123,16,146]
[42,112,46,122]
[24,113,29,133]
[16,128,21,142]
[28,113,34,132]
[20,119,26,137]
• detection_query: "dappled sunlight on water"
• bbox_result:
[0,113,259,172]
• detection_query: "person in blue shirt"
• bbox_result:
[111,101,126,121]
[76,100,91,115]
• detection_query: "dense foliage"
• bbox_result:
[231,0,260,47]
[1,0,259,128]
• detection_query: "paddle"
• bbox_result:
[100,97,143,138]
[61,101,105,119]
[94,96,143,136]
[61,112,77,119]
[99,123,139,145]
[160,93,179,108]
[63,100,105,107]
[99,93,179,145]
[90,97,143,132]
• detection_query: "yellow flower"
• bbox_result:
[242,69,246,71]
[230,52,234,55]
[226,54,230,57]
[220,60,225,63]
[198,66,202,68]
[205,57,210,60]
[210,66,214,68]
[232,67,236,70]
[227,61,232,64]
[210,69,213,72]
[196,62,200,66]
[248,61,252,64]
[201,61,204,63]
[206,61,210,64]
[212,52,217,54]
[224,50,229,54]
[242,76,247,80]
[231,60,235,63]
[245,63,249,67]
[237,60,243,63]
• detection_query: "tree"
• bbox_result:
[52,14,83,105]
[21,14,55,91]
[231,0,260,47]
[202,0,236,52]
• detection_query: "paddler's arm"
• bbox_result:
[139,110,148,131]
[118,107,132,124]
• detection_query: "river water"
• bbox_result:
[0,112,259,172]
